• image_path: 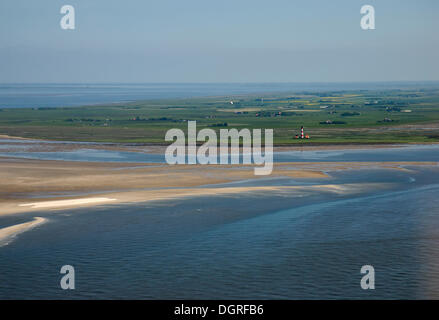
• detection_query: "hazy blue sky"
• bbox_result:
[0,0,438,83]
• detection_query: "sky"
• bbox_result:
[0,0,438,83]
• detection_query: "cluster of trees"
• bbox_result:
[320,120,347,125]
[341,112,361,117]
[65,118,104,122]
[208,123,228,127]
[130,116,179,122]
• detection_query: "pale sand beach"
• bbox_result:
[0,183,393,216]
[0,156,434,216]
[19,197,117,209]
[0,217,47,246]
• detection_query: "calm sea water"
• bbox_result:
[1,82,438,108]
[1,145,439,299]
[2,140,439,163]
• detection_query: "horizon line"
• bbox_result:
[1,80,439,85]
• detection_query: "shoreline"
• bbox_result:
[2,136,439,217]
[2,133,439,154]
[2,133,439,151]
[0,155,437,216]
[0,217,47,246]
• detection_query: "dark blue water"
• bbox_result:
[2,82,438,109]
[1,166,439,299]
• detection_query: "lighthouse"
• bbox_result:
[295,126,310,139]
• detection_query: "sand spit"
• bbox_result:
[0,217,47,246]
[19,197,116,209]
[0,182,391,216]
[100,183,390,205]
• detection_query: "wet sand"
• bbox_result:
[0,154,435,249]
[0,157,326,215]
[2,134,439,154]
[0,156,435,216]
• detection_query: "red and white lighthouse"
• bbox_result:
[295,126,310,139]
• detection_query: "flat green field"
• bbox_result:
[2,88,439,145]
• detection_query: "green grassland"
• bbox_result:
[1,88,439,145]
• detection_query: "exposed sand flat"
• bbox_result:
[0,156,436,215]
[19,197,116,209]
[0,217,47,246]
[0,182,392,216]
[100,183,390,204]
[0,158,327,199]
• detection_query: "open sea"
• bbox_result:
[1,82,438,108]
[1,140,439,299]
